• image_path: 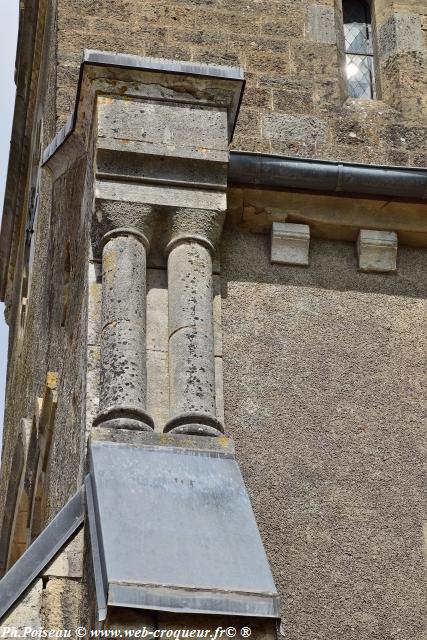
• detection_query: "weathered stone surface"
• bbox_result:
[87,259,102,347]
[357,229,398,273]
[157,613,277,640]
[98,96,229,161]
[1,579,43,631]
[213,275,223,358]
[378,12,423,58]
[95,230,153,432]
[308,4,337,44]
[215,355,225,426]
[227,185,427,247]
[42,577,83,628]
[262,113,328,145]
[91,427,235,456]
[271,222,311,266]
[43,529,84,578]
[165,208,226,255]
[165,241,222,436]
[104,609,156,633]
[146,349,169,432]
[146,269,169,431]
[48,0,427,165]
[96,179,227,214]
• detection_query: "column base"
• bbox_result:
[93,405,154,432]
[163,412,224,437]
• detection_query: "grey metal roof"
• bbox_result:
[87,437,279,621]
[0,435,280,623]
[83,49,244,81]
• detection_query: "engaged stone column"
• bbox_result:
[164,237,223,437]
[93,228,154,432]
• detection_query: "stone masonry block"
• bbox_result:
[97,96,229,160]
[308,5,337,44]
[42,577,83,628]
[146,269,168,355]
[357,229,398,273]
[378,13,423,58]
[146,350,169,432]
[271,222,310,266]
[262,113,328,144]
[87,259,102,346]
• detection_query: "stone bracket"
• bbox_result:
[357,229,398,273]
[271,222,310,266]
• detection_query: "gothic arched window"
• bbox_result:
[343,0,376,99]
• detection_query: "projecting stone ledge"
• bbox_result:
[357,229,398,273]
[42,50,245,180]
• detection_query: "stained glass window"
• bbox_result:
[343,0,376,99]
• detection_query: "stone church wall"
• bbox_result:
[56,0,427,166]
[0,0,426,634]
[0,1,90,549]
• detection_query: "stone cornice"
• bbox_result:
[227,185,427,248]
[42,50,245,179]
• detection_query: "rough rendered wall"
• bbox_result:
[56,0,427,166]
[221,231,427,640]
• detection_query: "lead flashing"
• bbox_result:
[83,49,244,81]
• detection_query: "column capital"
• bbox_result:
[93,199,158,259]
[163,207,226,259]
[42,52,244,260]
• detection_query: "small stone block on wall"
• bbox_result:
[271,222,310,266]
[357,229,398,273]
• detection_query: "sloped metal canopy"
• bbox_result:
[0,488,84,620]
[87,435,279,621]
